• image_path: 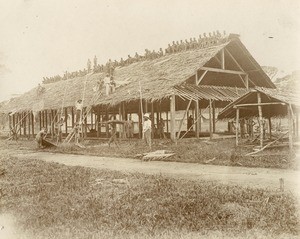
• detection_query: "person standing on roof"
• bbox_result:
[143,113,152,149]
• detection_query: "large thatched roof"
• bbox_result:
[0,36,275,113]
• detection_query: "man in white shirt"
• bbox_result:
[143,113,152,149]
[104,73,111,95]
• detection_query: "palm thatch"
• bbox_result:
[0,35,275,114]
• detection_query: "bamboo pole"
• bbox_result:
[257,92,263,148]
[236,108,239,146]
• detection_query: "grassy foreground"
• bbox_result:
[0,155,299,239]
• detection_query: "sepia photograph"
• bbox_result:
[0,0,299,238]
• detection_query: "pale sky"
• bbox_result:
[0,0,299,101]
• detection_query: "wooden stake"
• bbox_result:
[268,117,272,140]
[236,107,239,146]
[71,107,75,128]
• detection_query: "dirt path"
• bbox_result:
[14,151,300,195]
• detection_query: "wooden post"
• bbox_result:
[209,99,213,140]
[84,108,87,138]
[39,111,42,130]
[31,112,35,137]
[199,106,202,133]
[166,111,169,133]
[28,111,31,139]
[151,102,154,138]
[23,112,27,136]
[170,94,176,141]
[268,117,272,140]
[71,107,75,128]
[212,100,216,133]
[257,92,263,148]
[245,74,249,89]
[45,110,48,131]
[97,107,100,138]
[195,100,199,138]
[288,104,293,151]
[236,108,239,146]
[64,107,68,134]
[91,110,93,130]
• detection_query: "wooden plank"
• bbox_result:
[234,102,286,108]
[200,67,246,75]
[236,107,239,146]
[170,93,176,141]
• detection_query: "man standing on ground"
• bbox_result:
[36,128,46,148]
[143,113,152,149]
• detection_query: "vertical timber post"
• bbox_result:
[170,93,176,142]
[64,107,68,134]
[212,100,216,133]
[235,107,239,146]
[209,99,213,140]
[257,92,263,148]
[288,104,293,151]
[195,100,199,138]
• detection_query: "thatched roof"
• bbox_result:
[0,35,275,113]
[217,88,300,120]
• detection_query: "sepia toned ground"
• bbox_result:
[0,138,299,239]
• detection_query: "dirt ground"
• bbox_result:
[9,149,300,198]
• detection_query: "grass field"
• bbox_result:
[0,154,299,239]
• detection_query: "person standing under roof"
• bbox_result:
[143,113,152,149]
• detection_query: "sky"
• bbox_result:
[0,0,299,101]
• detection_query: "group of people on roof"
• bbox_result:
[41,30,227,85]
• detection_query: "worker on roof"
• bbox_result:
[109,76,116,93]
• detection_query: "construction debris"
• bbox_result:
[136,150,175,161]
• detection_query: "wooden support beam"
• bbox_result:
[221,49,225,70]
[38,111,41,129]
[170,93,176,142]
[195,100,199,138]
[236,107,239,146]
[268,117,272,140]
[31,112,35,137]
[71,107,75,128]
[200,67,246,75]
[257,92,263,148]
[196,70,208,85]
[64,108,68,134]
[212,100,216,133]
[234,102,286,108]
[97,107,100,138]
[288,104,293,151]
[23,112,27,136]
[45,110,48,131]
[209,99,213,140]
